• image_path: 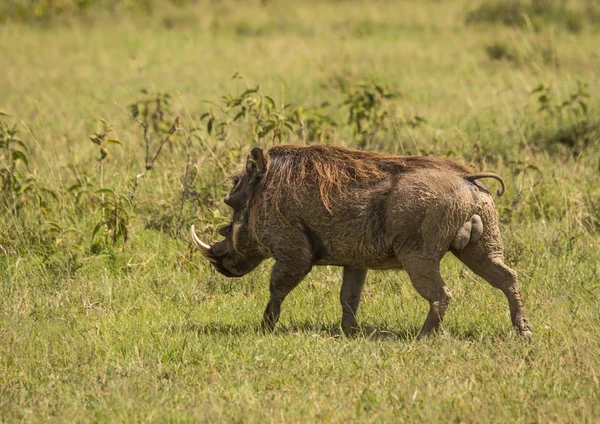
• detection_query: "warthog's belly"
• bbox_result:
[313,255,403,270]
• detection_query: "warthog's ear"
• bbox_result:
[246,147,266,180]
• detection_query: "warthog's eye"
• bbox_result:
[218,224,232,237]
[231,177,240,189]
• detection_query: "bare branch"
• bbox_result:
[128,119,180,203]
[114,101,145,127]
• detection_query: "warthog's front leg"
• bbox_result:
[262,260,311,332]
[340,266,367,334]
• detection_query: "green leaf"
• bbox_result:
[46,222,61,233]
[233,111,245,122]
[89,135,102,145]
[95,188,115,195]
[106,139,122,146]
[12,150,29,167]
[0,111,10,117]
[118,194,134,208]
[240,88,258,98]
[530,84,545,95]
[12,139,28,151]
[525,164,542,174]
[207,118,213,135]
[265,96,276,109]
[19,181,35,193]
[92,222,105,240]
[67,183,82,192]
[129,104,139,118]
[40,188,59,201]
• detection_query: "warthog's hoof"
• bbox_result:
[341,325,360,337]
[417,326,446,340]
[261,318,277,333]
[341,316,359,336]
[516,318,533,341]
[520,330,533,341]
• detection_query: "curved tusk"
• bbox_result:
[190,225,212,256]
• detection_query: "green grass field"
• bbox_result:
[1,0,600,421]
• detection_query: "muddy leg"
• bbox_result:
[340,266,367,335]
[402,255,452,338]
[262,260,311,332]
[454,249,532,340]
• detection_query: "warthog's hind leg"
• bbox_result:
[401,255,452,338]
[340,266,367,335]
[454,248,533,340]
[452,197,532,339]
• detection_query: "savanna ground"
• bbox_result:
[1,0,600,422]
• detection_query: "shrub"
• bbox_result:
[466,0,600,33]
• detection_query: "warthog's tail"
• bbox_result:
[465,173,505,197]
[451,214,484,251]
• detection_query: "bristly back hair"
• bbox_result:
[254,144,472,214]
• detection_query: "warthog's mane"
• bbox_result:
[251,144,472,216]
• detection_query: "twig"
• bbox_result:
[114,101,180,203]
[114,101,145,126]
[176,151,197,236]
[0,156,11,176]
[299,119,307,145]
[129,124,177,203]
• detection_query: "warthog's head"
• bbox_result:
[190,147,267,277]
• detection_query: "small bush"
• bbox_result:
[466,0,600,33]
[485,41,521,63]
[527,81,599,157]
[484,36,558,68]
[0,0,197,24]
[544,120,600,156]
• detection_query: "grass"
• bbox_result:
[1,0,600,422]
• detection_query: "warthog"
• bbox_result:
[191,145,532,339]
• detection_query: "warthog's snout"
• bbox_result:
[190,225,263,278]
